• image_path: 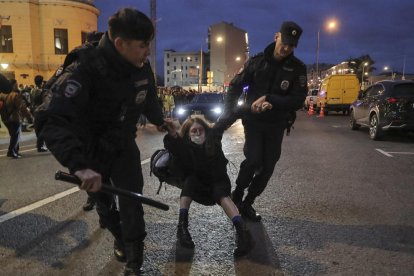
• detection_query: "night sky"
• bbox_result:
[94,0,414,76]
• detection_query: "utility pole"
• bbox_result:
[150,0,157,85]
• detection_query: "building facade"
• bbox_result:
[208,21,248,87]
[164,49,209,89]
[0,0,99,85]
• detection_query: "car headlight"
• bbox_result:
[211,107,222,114]
[177,108,187,115]
[237,100,244,106]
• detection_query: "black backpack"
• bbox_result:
[34,43,104,136]
[150,149,184,194]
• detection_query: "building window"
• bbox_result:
[0,25,13,53]
[54,28,68,55]
[167,62,170,66]
[167,53,170,58]
[174,57,176,62]
[167,70,170,74]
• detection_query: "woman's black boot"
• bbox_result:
[177,212,195,249]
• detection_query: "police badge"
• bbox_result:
[280,80,290,90]
[135,90,147,104]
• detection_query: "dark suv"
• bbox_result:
[349,80,414,140]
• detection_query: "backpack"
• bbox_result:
[150,148,184,194]
[34,42,104,136]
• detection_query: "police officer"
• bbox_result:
[215,21,307,222]
[41,8,165,275]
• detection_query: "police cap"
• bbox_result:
[280,21,303,47]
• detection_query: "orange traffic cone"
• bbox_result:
[318,104,325,118]
[308,100,315,115]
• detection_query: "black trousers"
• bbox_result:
[89,139,146,244]
[235,122,285,202]
[5,121,21,155]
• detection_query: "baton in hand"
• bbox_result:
[55,170,169,211]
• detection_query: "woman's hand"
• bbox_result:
[163,118,178,137]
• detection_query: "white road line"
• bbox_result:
[376,149,393,157]
[0,148,37,158]
[0,144,36,152]
[0,158,154,224]
[387,151,414,155]
[0,187,80,224]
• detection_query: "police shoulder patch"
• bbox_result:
[64,80,82,98]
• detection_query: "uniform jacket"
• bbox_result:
[163,130,228,183]
[0,91,33,123]
[216,42,307,130]
[42,33,164,173]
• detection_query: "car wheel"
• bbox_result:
[350,110,360,130]
[369,114,383,140]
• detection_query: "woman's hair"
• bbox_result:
[108,8,154,42]
[179,117,212,139]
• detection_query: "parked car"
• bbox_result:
[174,92,224,124]
[304,89,318,110]
[349,80,414,140]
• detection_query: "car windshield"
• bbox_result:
[191,93,223,103]
[392,84,414,97]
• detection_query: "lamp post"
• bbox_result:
[316,19,338,85]
[384,66,394,80]
[361,62,368,89]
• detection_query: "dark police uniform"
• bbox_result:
[216,31,307,209]
[41,33,164,246]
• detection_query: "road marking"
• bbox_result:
[376,148,393,157]
[0,158,155,224]
[376,148,414,157]
[0,187,80,224]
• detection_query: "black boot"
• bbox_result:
[231,188,244,209]
[98,208,125,262]
[124,241,144,276]
[233,220,254,257]
[177,212,195,249]
[240,195,262,222]
[82,196,95,211]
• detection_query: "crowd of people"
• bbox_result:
[1,6,307,276]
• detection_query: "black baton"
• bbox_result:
[55,170,169,211]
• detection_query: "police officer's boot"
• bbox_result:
[231,187,244,209]
[233,220,254,257]
[240,194,262,222]
[177,212,195,249]
[123,241,144,276]
[97,207,126,262]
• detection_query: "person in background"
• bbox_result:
[30,75,48,152]
[163,117,254,257]
[215,21,307,222]
[0,79,34,158]
[40,8,166,275]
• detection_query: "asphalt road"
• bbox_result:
[0,111,413,275]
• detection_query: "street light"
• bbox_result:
[361,62,368,89]
[316,19,339,83]
[383,66,394,80]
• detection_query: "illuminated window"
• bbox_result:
[54,28,68,55]
[0,25,13,53]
